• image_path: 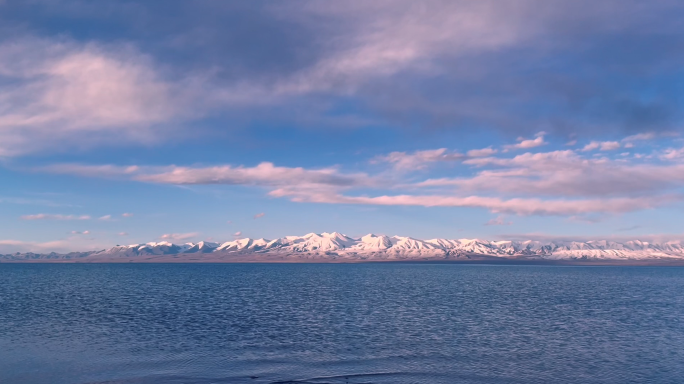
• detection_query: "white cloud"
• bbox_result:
[485,216,512,226]
[118,232,129,236]
[0,2,533,159]
[70,230,90,235]
[253,213,265,219]
[600,141,620,151]
[660,147,684,160]
[138,162,372,188]
[41,162,375,190]
[264,1,532,98]
[2,6,679,159]
[425,150,684,198]
[160,232,198,241]
[36,143,684,218]
[20,214,90,220]
[581,141,620,151]
[270,188,668,216]
[373,148,464,170]
[98,215,112,221]
[0,1,532,158]
[37,164,142,178]
[503,132,546,151]
[121,213,134,217]
[374,147,498,170]
[466,147,498,157]
[581,141,601,151]
[622,133,656,142]
[0,38,181,156]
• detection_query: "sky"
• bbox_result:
[3,0,684,253]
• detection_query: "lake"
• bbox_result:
[1,263,683,383]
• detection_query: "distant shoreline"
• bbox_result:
[3,256,684,266]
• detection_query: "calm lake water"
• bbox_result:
[1,263,684,384]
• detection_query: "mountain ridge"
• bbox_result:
[4,232,684,262]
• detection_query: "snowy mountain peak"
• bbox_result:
[114,234,684,260]
[6,233,684,262]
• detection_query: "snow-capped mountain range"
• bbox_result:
[4,232,684,262]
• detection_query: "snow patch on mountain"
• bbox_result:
[91,233,684,260]
[4,232,684,261]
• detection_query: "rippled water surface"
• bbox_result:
[1,264,684,384]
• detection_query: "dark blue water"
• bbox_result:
[1,264,684,384]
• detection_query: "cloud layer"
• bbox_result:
[35,133,684,217]
[0,38,184,156]
[2,1,684,156]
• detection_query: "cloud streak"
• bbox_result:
[270,189,669,216]
[373,149,465,170]
[136,162,372,188]
[424,149,684,198]
[33,134,684,217]
[20,214,90,220]
[160,232,198,241]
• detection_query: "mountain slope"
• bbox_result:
[4,232,684,262]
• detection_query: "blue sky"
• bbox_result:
[3,0,684,252]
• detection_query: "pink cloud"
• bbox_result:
[21,214,91,220]
[485,216,512,226]
[581,141,601,151]
[135,162,372,188]
[374,147,497,170]
[622,133,656,142]
[0,38,181,157]
[661,147,684,160]
[581,141,620,152]
[160,232,198,241]
[35,146,684,219]
[503,132,546,151]
[467,147,498,157]
[426,150,684,198]
[36,164,144,178]
[600,141,620,151]
[260,1,531,99]
[373,148,464,170]
[270,188,669,216]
